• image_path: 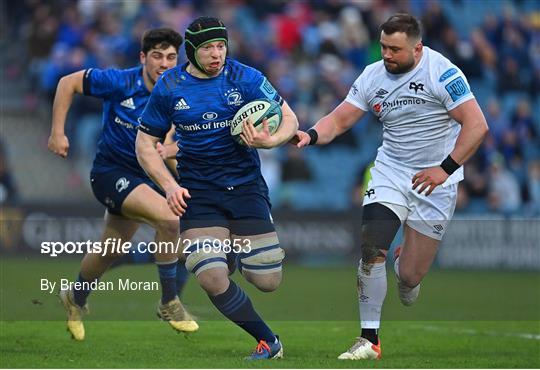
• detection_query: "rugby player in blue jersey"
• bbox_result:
[136,17,299,360]
[48,28,197,341]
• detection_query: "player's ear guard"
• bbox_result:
[185,16,228,73]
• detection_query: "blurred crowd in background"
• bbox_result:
[1,0,539,216]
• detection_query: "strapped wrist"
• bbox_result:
[306,128,318,145]
[440,155,460,175]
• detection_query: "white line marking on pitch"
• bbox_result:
[412,324,540,340]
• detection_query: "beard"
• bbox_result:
[384,58,415,74]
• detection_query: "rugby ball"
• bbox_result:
[230,99,282,145]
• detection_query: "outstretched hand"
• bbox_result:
[289,130,311,148]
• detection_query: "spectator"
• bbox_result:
[281,146,313,183]
[526,160,540,215]
[488,155,522,214]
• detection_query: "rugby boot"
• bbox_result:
[338,337,381,360]
[157,296,199,332]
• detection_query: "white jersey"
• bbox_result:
[345,46,474,185]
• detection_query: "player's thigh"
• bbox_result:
[103,210,140,242]
[362,162,409,255]
[399,224,441,285]
[231,231,283,292]
[181,226,230,276]
[91,210,140,260]
[90,170,148,217]
[181,226,231,294]
[226,187,284,285]
[406,183,458,240]
[121,183,178,234]
[362,161,410,209]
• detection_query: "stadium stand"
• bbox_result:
[1,0,539,215]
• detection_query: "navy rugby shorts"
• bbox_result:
[90,168,162,215]
[180,183,275,236]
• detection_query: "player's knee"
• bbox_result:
[153,219,179,238]
[245,271,282,292]
[360,202,401,263]
[360,241,386,264]
[196,267,229,295]
[237,237,284,276]
[255,279,280,292]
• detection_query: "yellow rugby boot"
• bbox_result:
[157,296,199,333]
[59,288,88,341]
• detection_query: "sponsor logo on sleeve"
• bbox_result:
[445,77,470,102]
[260,78,277,100]
[439,68,458,82]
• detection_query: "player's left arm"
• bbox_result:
[412,98,489,195]
[157,125,179,177]
[241,101,299,149]
[446,99,489,164]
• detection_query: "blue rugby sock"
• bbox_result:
[176,261,189,297]
[73,273,94,307]
[157,261,178,304]
[209,280,275,343]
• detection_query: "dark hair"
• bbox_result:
[141,27,183,54]
[380,13,422,41]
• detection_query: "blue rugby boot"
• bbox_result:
[245,336,283,360]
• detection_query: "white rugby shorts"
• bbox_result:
[363,161,458,240]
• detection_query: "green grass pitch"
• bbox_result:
[1,256,539,368]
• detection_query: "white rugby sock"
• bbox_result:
[358,259,387,329]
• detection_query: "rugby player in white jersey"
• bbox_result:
[293,13,488,359]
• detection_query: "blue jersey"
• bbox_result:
[140,59,283,190]
[83,66,152,177]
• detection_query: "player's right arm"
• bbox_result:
[48,70,85,158]
[293,102,366,148]
[136,79,189,216]
[136,131,189,216]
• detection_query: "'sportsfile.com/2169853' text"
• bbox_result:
[40,238,252,257]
